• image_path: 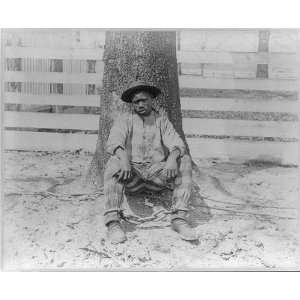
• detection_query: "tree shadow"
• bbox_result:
[188,184,212,227]
[243,159,298,170]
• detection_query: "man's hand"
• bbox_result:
[114,147,132,181]
[163,156,178,179]
[163,148,180,179]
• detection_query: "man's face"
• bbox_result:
[131,91,153,116]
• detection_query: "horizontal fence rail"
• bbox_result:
[5,93,299,113]
[4,111,298,139]
[5,48,298,80]
[4,93,101,106]
[179,76,298,91]
[180,97,299,113]
[5,71,103,84]
[5,72,298,89]
[5,46,104,60]
[2,29,299,165]
[4,131,298,165]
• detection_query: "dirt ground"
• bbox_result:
[2,150,299,270]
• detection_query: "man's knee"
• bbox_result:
[175,154,192,186]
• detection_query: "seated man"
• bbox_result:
[104,81,198,244]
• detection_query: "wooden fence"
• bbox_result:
[2,29,299,165]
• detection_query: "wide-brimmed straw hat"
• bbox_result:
[121,81,161,102]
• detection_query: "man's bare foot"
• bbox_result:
[106,221,127,244]
[171,219,199,241]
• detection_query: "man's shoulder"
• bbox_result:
[153,108,170,125]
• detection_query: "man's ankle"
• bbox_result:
[171,209,188,222]
[104,209,121,226]
[106,220,121,228]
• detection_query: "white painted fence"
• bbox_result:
[2,29,299,165]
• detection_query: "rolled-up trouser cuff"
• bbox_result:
[170,209,188,221]
[104,209,123,226]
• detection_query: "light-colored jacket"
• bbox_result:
[106,108,186,163]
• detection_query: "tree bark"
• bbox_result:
[85,30,191,189]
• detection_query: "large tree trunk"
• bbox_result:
[85,30,191,189]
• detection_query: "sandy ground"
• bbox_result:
[2,150,299,270]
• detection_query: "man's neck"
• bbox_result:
[136,109,154,120]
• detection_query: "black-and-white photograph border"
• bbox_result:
[1,27,299,271]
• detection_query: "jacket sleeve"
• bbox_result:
[106,114,130,155]
[160,115,186,157]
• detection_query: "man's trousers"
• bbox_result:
[103,155,192,225]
